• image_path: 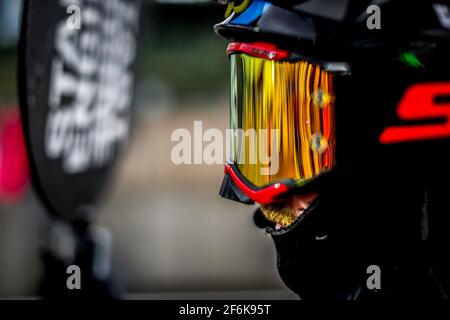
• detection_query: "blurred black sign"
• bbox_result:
[19,0,140,220]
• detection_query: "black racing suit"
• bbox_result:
[254,169,450,300]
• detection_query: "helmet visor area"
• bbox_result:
[228,50,336,189]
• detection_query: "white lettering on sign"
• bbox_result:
[46,0,139,174]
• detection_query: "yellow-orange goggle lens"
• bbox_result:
[229,53,336,188]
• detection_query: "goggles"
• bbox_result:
[221,42,343,204]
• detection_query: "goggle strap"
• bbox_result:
[227,42,290,60]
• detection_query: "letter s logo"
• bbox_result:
[380,82,450,144]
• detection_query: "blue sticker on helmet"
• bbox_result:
[230,0,272,26]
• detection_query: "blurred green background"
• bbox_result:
[138,2,229,100]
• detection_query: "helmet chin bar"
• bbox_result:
[220,163,297,204]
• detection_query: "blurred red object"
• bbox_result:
[0,107,29,204]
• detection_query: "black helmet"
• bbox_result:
[215,0,450,53]
[215,0,450,205]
